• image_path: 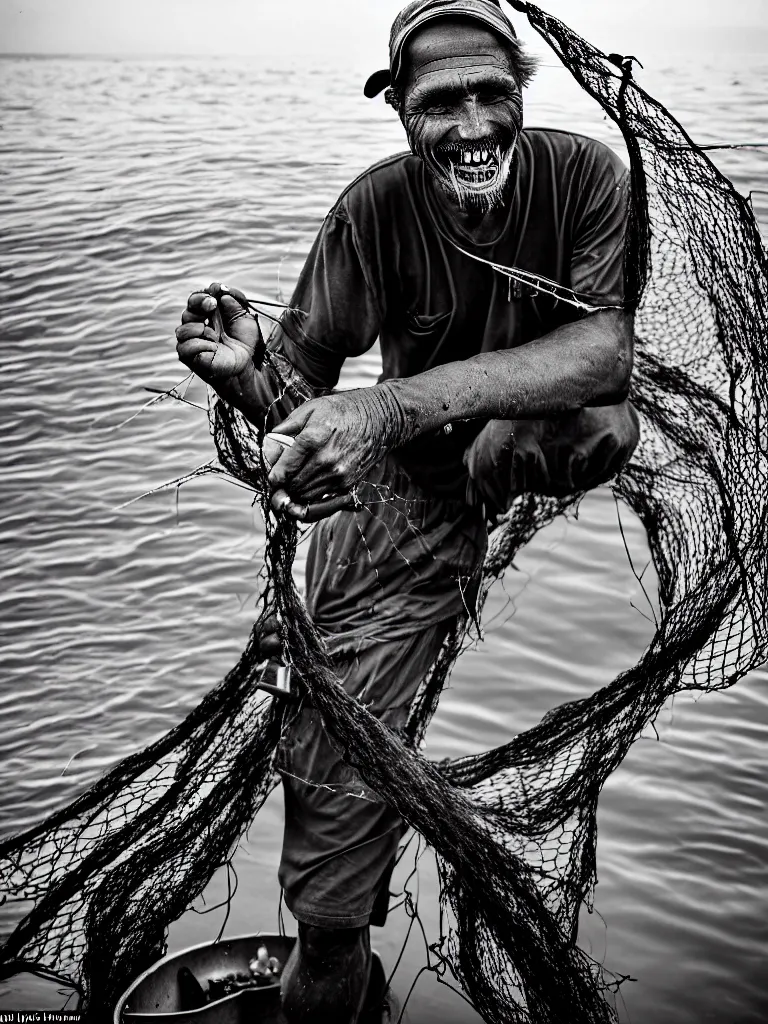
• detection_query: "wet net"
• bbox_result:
[2,2,767,1021]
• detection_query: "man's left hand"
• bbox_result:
[263,388,403,519]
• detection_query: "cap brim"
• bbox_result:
[364,68,392,98]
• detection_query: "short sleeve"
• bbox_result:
[569,148,630,307]
[268,207,381,390]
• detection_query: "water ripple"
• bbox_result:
[1,53,767,1021]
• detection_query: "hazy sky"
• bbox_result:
[2,0,767,62]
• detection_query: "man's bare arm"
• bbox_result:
[385,308,633,431]
[265,309,633,507]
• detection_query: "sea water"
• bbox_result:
[1,48,767,1023]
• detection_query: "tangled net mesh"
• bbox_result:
[2,2,767,1021]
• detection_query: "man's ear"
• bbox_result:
[384,86,402,113]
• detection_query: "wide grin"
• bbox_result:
[439,143,501,190]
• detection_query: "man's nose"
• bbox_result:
[455,97,491,139]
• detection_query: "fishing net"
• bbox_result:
[2,2,767,1021]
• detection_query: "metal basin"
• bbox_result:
[114,932,387,1023]
[114,933,294,1024]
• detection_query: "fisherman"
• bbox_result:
[175,0,639,1019]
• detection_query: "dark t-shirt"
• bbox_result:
[270,127,629,493]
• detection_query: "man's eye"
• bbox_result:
[417,99,453,114]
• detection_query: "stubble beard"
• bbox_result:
[417,131,519,215]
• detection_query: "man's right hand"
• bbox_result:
[175,282,264,387]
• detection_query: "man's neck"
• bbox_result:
[430,180,511,245]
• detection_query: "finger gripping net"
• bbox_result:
[2,3,767,1021]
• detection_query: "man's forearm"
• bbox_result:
[379,310,634,444]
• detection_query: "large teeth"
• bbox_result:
[454,165,498,186]
[450,146,499,169]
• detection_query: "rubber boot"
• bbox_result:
[280,922,371,1023]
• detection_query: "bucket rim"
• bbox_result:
[113,931,294,1024]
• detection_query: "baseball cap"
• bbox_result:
[364,0,518,99]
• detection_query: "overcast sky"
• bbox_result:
[2,0,767,63]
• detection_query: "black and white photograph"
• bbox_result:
[1,1,767,1021]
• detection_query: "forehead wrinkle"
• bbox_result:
[407,65,519,107]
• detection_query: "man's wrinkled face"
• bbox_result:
[400,18,523,211]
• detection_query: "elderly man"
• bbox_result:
[175,0,638,1019]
